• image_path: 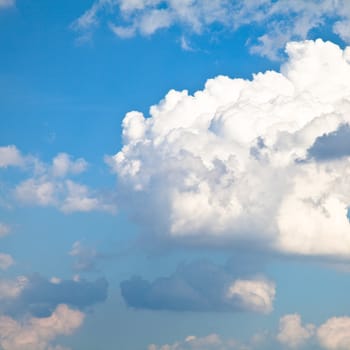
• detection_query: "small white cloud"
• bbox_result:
[51,153,87,178]
[15,178,57,206]
[149,333,242,350]
[6,148,116,214]
[317,317,350,350]
[0,304,84,350]
[277,314,315,348]
[0,253,14,270]
[50,277,62,285]
[0,276,28,300]
[0,146,24,168]
[227,278,275,314]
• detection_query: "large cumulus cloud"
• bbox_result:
[107,40,350,256]
[108,39,350,259]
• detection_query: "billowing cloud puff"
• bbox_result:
[107,39,350,259]
[276,314,350,350]
[0,304,84,350]
[0,274,108,317]
[0,145,24,168]
[317,317,350,350]
[226,279,275,314]
[13,151,103,213]
[277,314,315,348]
[121,260,275,313]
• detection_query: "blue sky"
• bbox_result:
[2,1,350,349]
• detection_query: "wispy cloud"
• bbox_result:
[149,333,247,350]
[73,0,350,59]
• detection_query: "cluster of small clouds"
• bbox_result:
[148,333,249,350]
[121,260,275,314]
[0,145,116,213]
[149,313,350,350]
[0,273,108,349]
[74,0,350,58]
[277,313,350,350]
[106,39,350,259]
[0,304,84,350]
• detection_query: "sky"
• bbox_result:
[2,0,350,349]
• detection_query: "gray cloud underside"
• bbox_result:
[2,274,108,318]
[121,260,275,313]
[308,123,350,161]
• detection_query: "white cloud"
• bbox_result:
[107,39,350,259]
[317,317,350,350]
[226,278,275,314]
[74,0,350,58]
[0,146,24,168]
[150,315,350,350]
[0,276,28,300]
[0,253,14,270]
[15,178,57,206]
[276,314,350,350]
[1,149,117,214]
[74,0,231,40]
[51,153,87,178]
[0,304,84,350]
[148,333,244,350]
[277,314,315,348]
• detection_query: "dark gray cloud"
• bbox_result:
[308,124,350,161]
[3,274,108,318]
[121,260,275,313]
